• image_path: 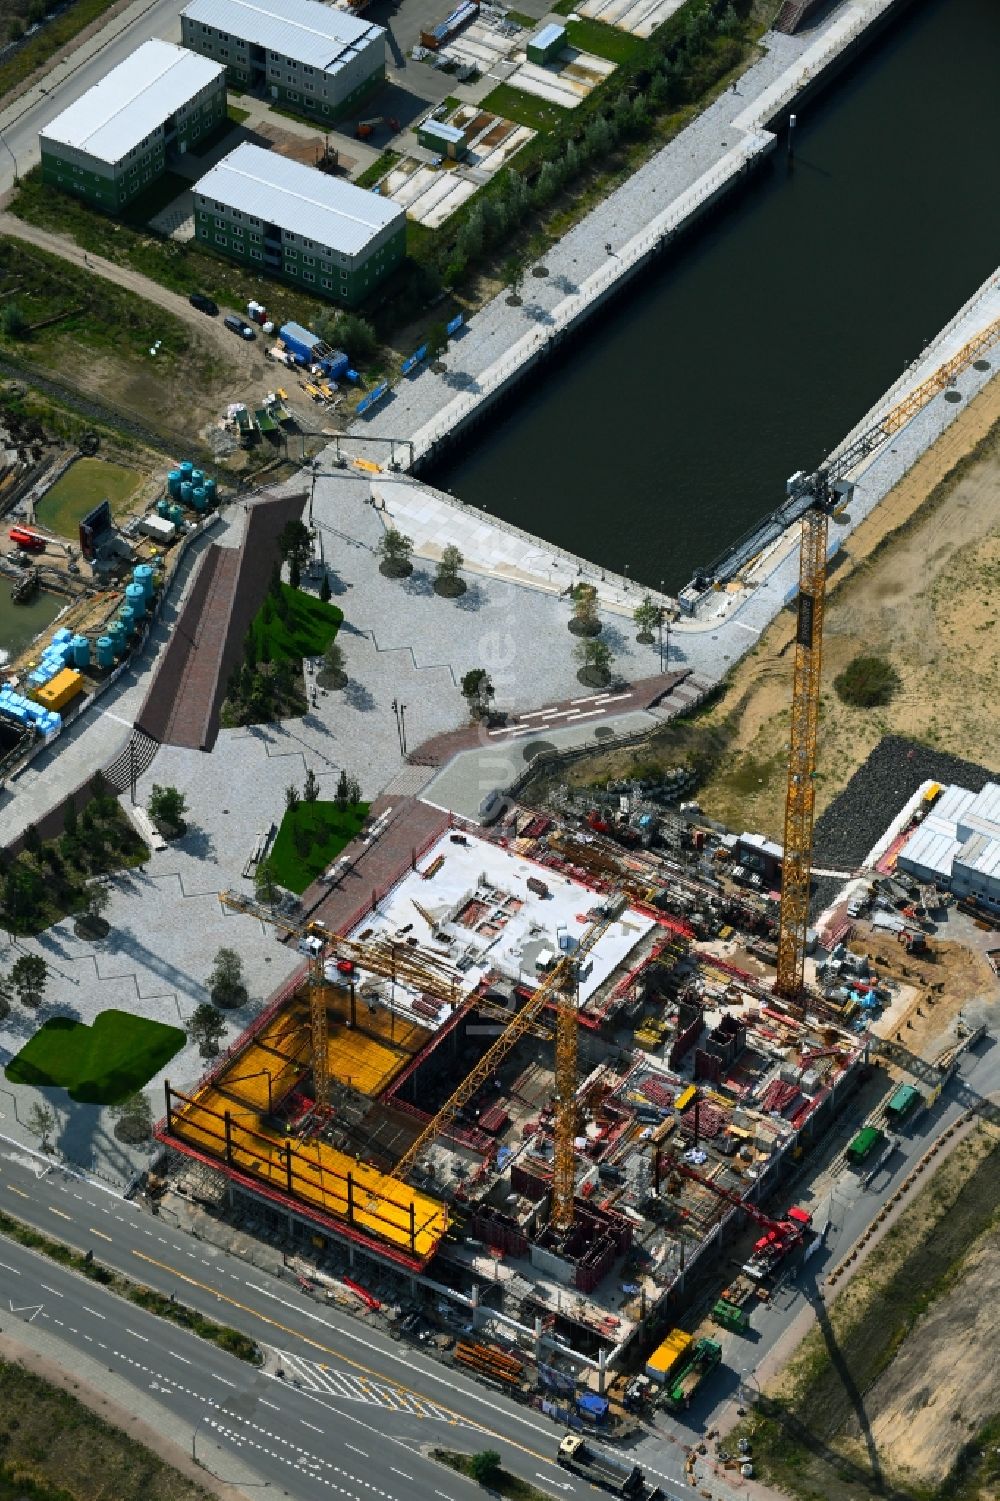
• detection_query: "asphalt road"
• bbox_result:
[0,0,190,198]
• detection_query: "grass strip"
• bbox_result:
[0,0,118,99]
[0,1207,262,1366]
[432,1449,553,1501]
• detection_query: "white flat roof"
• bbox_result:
[182,0,383,71]
[351,831,655,1010]
[39,39,224,166]
[194,142,402,254]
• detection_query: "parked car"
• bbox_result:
[189,292,218,315]
[224,313,255,340]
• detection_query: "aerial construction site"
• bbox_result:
[155,484,872,1392]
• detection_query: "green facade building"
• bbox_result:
[180,0,385,125]
[192,143,405,307]
[39,40,227,211]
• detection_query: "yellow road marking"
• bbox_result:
[6,1186,29,1199]
[48,1206,71,1221]
[89,1227,113,1242]
[130,1250,553,1465]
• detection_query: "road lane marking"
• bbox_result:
[131,1250,557,1466]
[7,1186,29,1199]
[48,1206,71,1220]
[89,1227,113,1242]
[82,1306,105,1320]
[345,1444,368,1457]
[301,1420,323,1433]
[0,1262,21,1274]
[390,1469,412,1480]
[169,1351,192,1365]
[125,1329,149,1342]
[40,1284,63,1297]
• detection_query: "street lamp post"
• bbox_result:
[0,131,18,185]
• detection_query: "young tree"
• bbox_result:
[302,768,320,804]
[502,254,526,303]
[574,637,613,686]
[278,519,313,570]
[254,855,280,907]
[322,639,346,685]
[285,783,301,813]
[377,527,413,578]
[12,953,47,1008]
[469,1451,502,1487]
[3,860,44,933]
[289,554,302,591]
[346,774,362,806]
[207,947,248,1010]
[188,1002,227,1058]
[461,668,495,722]
[1,303,29,339]
[148,785,188,836]
[63,795,78,837]
[569,588,601,637]
[334,769,350,812]
[269,560,283,598]
[26,1102,56,1146]
[633,595,661,643]
[80,879,112,936]
[319,572,332,604]
[426,322,449,364]
[21,822,42,859]
[435,545,465,597]
[0,971,12,1022]
[109,1091,154,1144]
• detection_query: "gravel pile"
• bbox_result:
[813,736,996,871]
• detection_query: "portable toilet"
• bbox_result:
[167,469,182,498]
[204,477,217,506]
[95,636,115,670]
[70,634,90,669]
[179,482,192,507]
[133,564,155,601]
[191,485,207,512]
[178,460,193,482]
[125,582,146,620]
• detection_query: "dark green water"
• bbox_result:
[433,0,1000,592]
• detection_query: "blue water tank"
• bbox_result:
[190,468,204,488]
[157,498,171,518]
[169,504,183,525]
[119,606,136,637]
[204,477,217,506]
[108,623,127,657]
[125,582,145,619]
[167,469,182,498]
[191,485,207,512]
[179,482,192,506]
[95,636,115,670]
[179,460,194,481]
[133,564,154,600]
[71,634,90,669]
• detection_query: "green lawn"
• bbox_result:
[228,104,251,124]
[249,582,343,665]
[269,801,370,892]
[356,149,400,190]
[564,17,646,63]
[479,84,570,134]
[35,457,143,539]
[0,0,119,98]
[6,1010,185,1104]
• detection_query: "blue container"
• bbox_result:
[178,460,193,482]
[190,468,204,488]
[179,482,192,506]
[169,504,183,525]
[167,469,182,499]
[191,486,207,512]
[53,627,72,645]
[157,498,171,518]
[95,636,115,670]
[119,606,136,637]
[133,564,154,600]
[204,477,217,506]
[125,583,145,620]
[71,634,90,669]
[109,623,127,656]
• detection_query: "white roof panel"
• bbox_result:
[194,143,403,254]
[931,783,977,828]
[956,834,1000,879]
[898,823,957,881]
[39,40,224,165]
[182,0,383,71]
[966,781,1000,833]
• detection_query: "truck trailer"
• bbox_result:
[557,1436,645,1496]
[664,1337,722,1410]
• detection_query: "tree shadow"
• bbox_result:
[402,569,435,597]
[179,827,217,862]
[455,583,486,612]
[343,680,376,713]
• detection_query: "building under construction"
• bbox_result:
[157,813,865,1377]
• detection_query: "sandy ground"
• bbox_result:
[847,927,996,1055]
[697,375,1000,837]
[0,1327,249,1501]
[854,1228,1000,1489]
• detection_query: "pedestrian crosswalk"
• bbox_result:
[275,1350,454,1421]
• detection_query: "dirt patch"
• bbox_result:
[853,1228,1000,1490]
[741,1125,1000,1501]
[695,378,1000,837]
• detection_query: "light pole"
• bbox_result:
[0,131,18,185]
